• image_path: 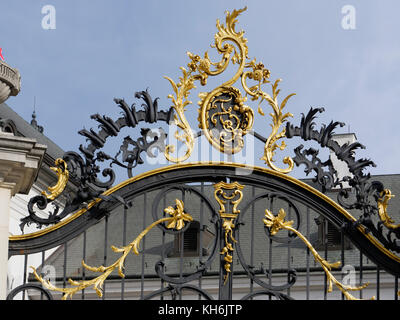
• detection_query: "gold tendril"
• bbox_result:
[32,199,192,300]
[242,61,295,174]
[263,208,375,300]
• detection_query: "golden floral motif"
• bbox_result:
[263,208,374,300]
[32,199,192,300]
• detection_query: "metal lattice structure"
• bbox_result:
[7,8,400,300]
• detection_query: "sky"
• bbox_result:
[1,0,400,180]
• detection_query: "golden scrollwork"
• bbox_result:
[377,189,399,229]
[164,7,251,161]
[214,181,244,284]
[41,158,69,201]
[164,7,295,169]
[263,208,374,300]
[164,68,196,163]
[242,67,295,173]
[32,199,192,300]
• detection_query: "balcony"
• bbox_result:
[0,60,20,104]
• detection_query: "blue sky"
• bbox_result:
[1,0,400,178]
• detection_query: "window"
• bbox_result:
[169,221,215,257]
[315,216,352,250]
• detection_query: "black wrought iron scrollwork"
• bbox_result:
[286,107,400,253]
[143,284,214,300]
[292,145,339,193]
[73,89,172,191]
[240,289,293,300]
[20,196,62,231]
[6,283,54,300]
[20,89,174,231]
[96,127,167,178]
[151,185,220,285]
[235,192,299,294]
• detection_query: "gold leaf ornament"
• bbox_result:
[41,158,69,201]
[32,199,192,299]
[377,189,399,229]
[263,208,374,300]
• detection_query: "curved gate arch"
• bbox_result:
[8,163,400,300]
[7,7,400,301]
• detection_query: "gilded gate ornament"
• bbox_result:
[32,199,192,299]
[41,158,69,201]
[377,189,399,229]
[164,7,295,173]
[263,208,374,300]
[214,181,244,284]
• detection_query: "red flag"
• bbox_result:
[0,48,4,61]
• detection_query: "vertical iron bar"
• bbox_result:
[40,251,45,300]
[160,193,166,301]
[359,250,363,300]
[198,182,204,300]
[179,188,186,300]
[102,215,108,300]
[341,226,345,300]
[82,230,86,300]
[395,276,398,301]
[121,205,127,300]
[22,254,27,300]
[323,218,328,300]
[376,265,380,300]
[63,241,67,291]
[140,193,147,299]
[268,197,273,300]
[250,185,255,299]
[287,203,291,297]
[306,206,310,300]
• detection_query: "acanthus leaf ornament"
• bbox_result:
[263,208,374,300]
[241,61,295,173]
[41,158,69,201]
[31,199,192,300]
[377,189,399,230]
[164,7,251,161]
[164,67,196,163]
[165,7,295,171]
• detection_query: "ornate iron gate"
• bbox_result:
[7,8,400,300]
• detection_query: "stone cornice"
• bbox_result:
[0,133,46,196]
